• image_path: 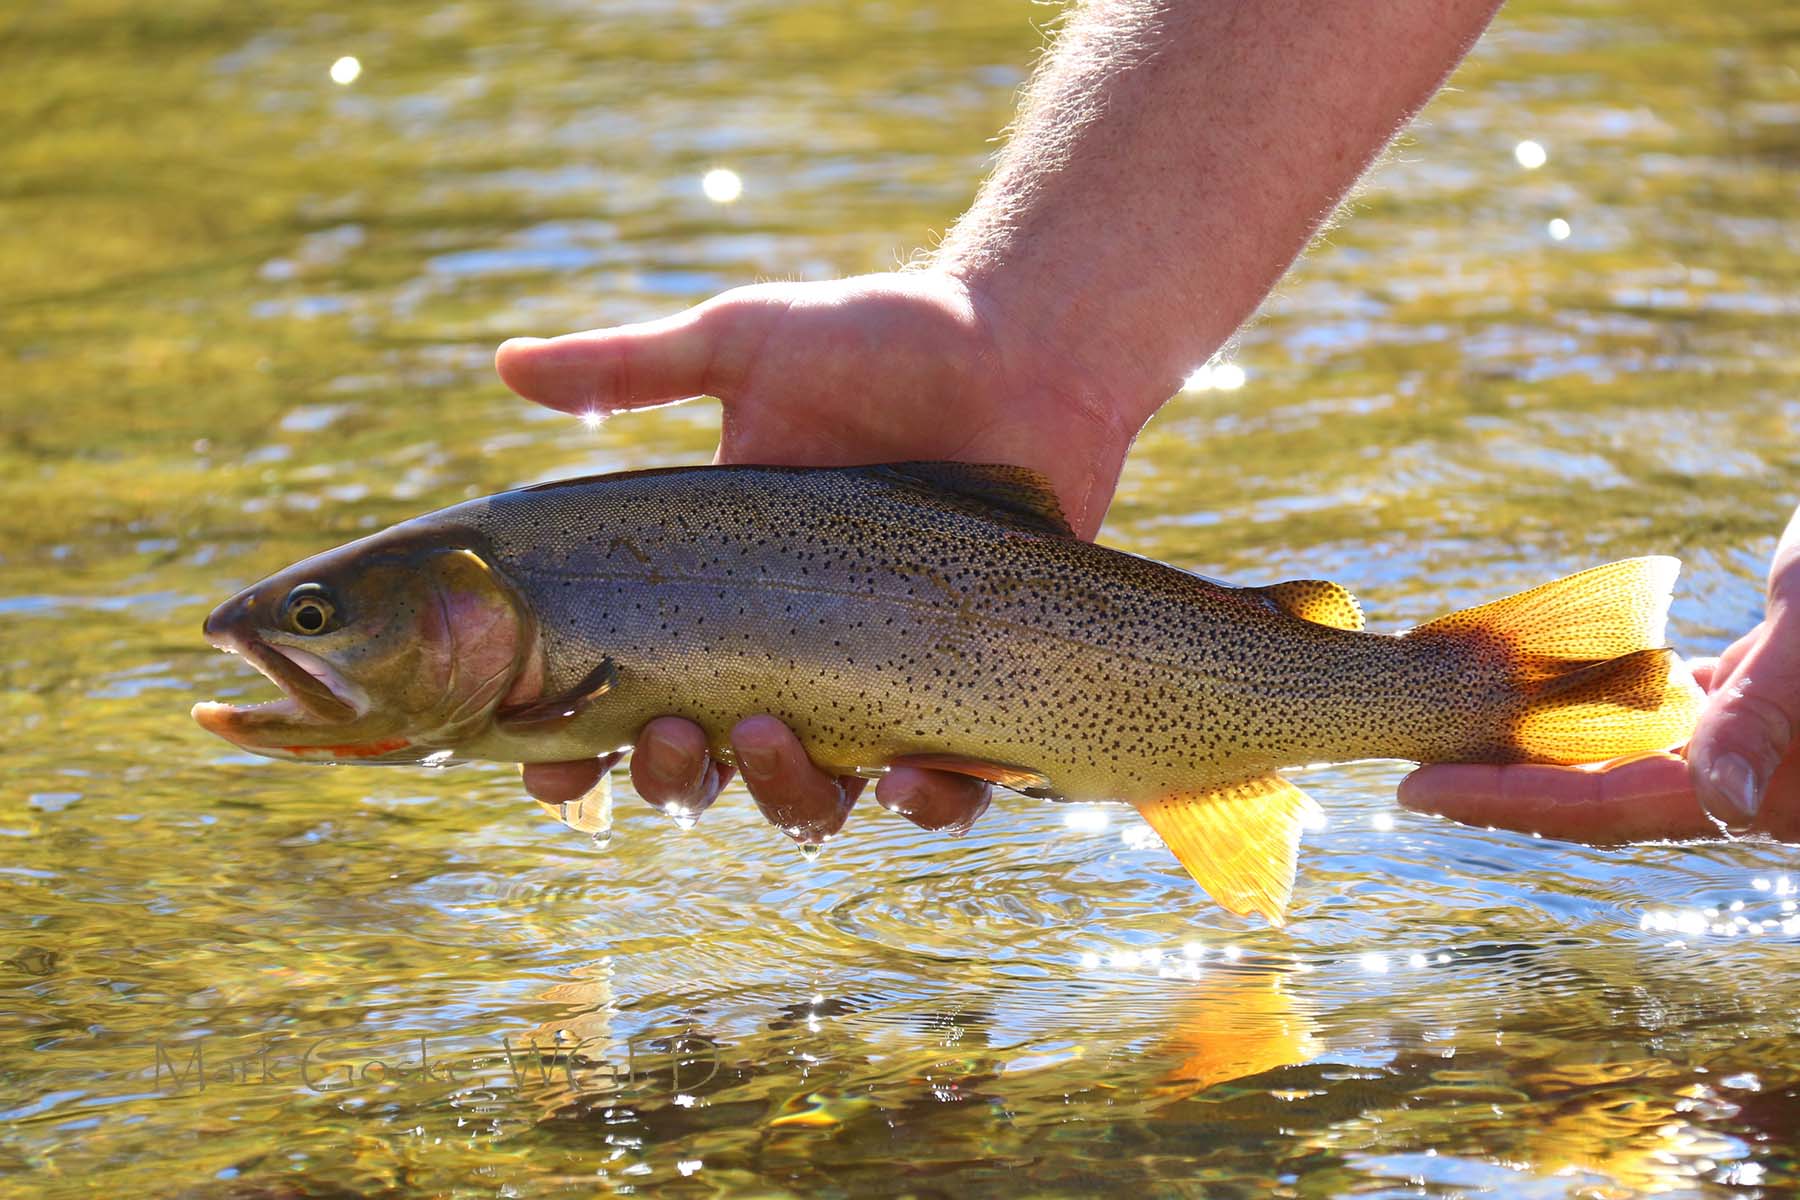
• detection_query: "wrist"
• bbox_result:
[902,262,1150,538]
[927,253,1175,438]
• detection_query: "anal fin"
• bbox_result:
[1131,775,1321,926]
[888,753,1052,792]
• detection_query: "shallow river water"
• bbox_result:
[2,1,1797,1196]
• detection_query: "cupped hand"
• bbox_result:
[1400,506,1800,843]
[499,270,1138,841]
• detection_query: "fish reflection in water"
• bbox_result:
[507,961,1323,1124]
[485,951,1782,1195]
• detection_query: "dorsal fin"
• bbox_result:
[1250,579,1365,631]
[875,462,1075,537]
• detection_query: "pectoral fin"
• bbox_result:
[495,657,619,732]
[1131,775,1321,926]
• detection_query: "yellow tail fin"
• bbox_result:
[1408,556,1703,764]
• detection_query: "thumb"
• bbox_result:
[1688,541,1800,831]
[495,301,733,417]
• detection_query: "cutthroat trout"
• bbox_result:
[193,462,1703,923]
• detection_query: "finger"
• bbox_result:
[496,306,721,417]
[1682,629,1763,706]
[730,715,863,845]
[630,716,730,824]
[1687,618,1800,832]
[876,767,992,836]
[1398,754,1716,843]
[522,754,621,805]
[1709,623,1762,690]
[495,286,791,418]
[1759,748,1800,842]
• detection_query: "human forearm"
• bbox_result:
[936,0,1503,424]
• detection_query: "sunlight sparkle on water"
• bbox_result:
[329,56,362,85]
[702,168,743,204]
[1514,139,1547,169]
[1547,217,1571,241]
[1119,823,1160,850]
[1640,903,1800,938]
[579,410,605,431]
[1063,805,1111,833]
[1080,945,1209,979]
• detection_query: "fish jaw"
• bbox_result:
[191,623,378,757]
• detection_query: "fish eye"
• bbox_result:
[282,584,337,635]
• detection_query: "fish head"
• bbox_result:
[191,526,532,762]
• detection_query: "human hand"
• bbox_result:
[497,270,1149,841]
[1399,506,1800,843]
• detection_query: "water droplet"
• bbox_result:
[671,812,698,831]
[797,842,822,861]
[590,829,613,851]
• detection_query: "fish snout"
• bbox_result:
[202,590,256,649]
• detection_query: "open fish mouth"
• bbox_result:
[191,633,364,732]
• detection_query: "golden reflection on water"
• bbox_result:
[1,0,1798,1195]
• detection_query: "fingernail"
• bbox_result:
[501,336,547,349]
[1702,753,1762,832]
[740,745,775,776]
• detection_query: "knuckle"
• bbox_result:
[1717,688,1796,753]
